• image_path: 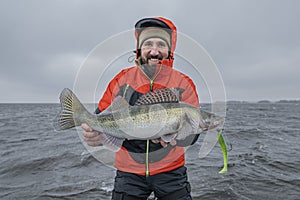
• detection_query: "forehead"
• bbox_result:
[142,38,167,44]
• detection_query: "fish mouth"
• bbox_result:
[209,117,225,130]
[202,115,224,131]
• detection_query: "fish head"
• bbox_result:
[199,110,224,131]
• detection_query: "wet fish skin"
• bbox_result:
[54,88,223,142]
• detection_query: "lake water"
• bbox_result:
[0,102,299,199]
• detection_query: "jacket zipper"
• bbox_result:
[146,139,150,176]
[135,60,163,176]
[122,83,150,175]
[150,80,154,91]
[123,84,130,97]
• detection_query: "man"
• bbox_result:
[82,17,200,200]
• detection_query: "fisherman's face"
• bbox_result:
[140,38,169,67]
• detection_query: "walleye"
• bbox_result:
[54,88,223,148]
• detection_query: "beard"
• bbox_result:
[139,54,164,78]
[141,54,164,66]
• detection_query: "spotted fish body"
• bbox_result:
[54,88,223,142]
[54,88,228,173]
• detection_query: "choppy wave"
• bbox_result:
[0,103,299,200]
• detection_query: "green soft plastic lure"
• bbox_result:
[218,133,228,174]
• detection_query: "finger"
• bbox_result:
[83,133,99,141]
[170,139,177,146]
[151,139,160,144]
[83,131,100,138]
[83,135,104,147]
[86,140,102,147]
[81,123,93,132]
[160,140,168,148]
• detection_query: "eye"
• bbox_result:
[143,41,153,47]
[157,41,167,48]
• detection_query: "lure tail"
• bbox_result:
[218,133,228,174]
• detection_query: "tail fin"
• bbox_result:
[53,88,86,131]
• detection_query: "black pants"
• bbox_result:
[112,166,192,200]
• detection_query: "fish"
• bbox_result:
[54,88,224,150]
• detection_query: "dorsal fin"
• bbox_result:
[102,96,130,114]
[134,88,184,105]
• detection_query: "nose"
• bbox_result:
[149,46,159,56]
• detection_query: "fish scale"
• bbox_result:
[53,88,228,173]
[54,88,223,145]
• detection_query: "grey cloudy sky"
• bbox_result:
[1,0,299,103]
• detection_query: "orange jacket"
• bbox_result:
[97,64,199,176]
[97,17,200,176]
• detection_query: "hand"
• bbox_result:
[151,138,177,148]
[81,123,104,146]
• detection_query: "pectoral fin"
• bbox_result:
[102,133,124,152]
[198,129,219,158]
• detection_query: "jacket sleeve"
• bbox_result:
[97,70,127,112]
